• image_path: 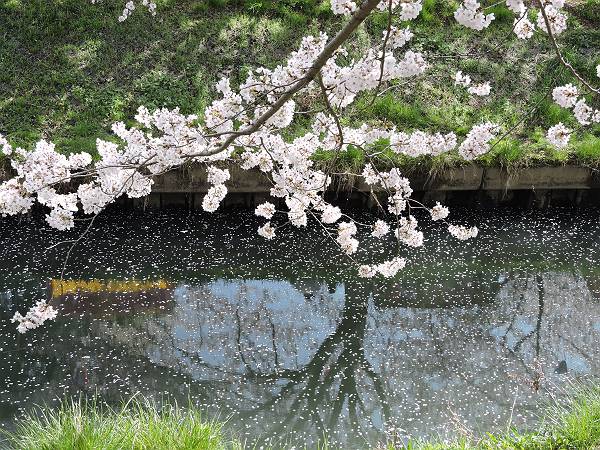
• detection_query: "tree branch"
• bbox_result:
[201,0,383,158]
[536,0,599,95]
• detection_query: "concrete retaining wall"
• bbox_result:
[126,165,600,210]
[2,161,598,209]
[151,165,599,193]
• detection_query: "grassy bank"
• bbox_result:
[0,0,599,170]
[3,398,242,450]
[3,384,600,449]
[401,384,600,450]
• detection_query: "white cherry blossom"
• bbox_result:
[536,4,567,35]
[448,224,478,240]
[455,71,472,87]
[454,0,495,30]
[372,220,390,237]
[431,202,449,221]
[547,123,571,148]
[573,99,593,126]
[376,256,407,277]
[468,82,492,96]
[11,301,58,333]
[458,122,498,160]
[255,202,276,219]
[258,222,276,239]
[321,205,342,224]
[553,84,579,108]
[514,15,536,39]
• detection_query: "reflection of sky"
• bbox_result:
[152,279,346,372]
[150,273,600,385]
[362,271,600,440]
[84,271,600,445]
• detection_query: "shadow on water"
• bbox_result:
[1,208,600,448]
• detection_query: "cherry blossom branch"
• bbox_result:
[535,0,600,96]
[5,0,553,333]
[205,0,383,157]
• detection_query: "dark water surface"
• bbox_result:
[1,208,599,448]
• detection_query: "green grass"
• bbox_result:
[3,384,600,449]
[395,384,600,450]
[3,397,242,450]
[572,133,600,166]
[0,0,327,154]
[0,0,599,170]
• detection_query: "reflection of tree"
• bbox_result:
[489,272,547,391]
[0,317,219,424]
[360,270,600,441]
[492,271,599,388]
[3,272,600,447]
[233,280,390,446]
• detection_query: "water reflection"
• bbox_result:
[0,209,599,448]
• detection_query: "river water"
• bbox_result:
[1,207,599,448]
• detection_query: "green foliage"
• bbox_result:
[572,133,600,166]
[313,145,366,172]
[533,97,576,129]
[548,384,600,449]
[570,0,600,26]
[365,94,429,128]
[202,0,327,18]
[0,0,599,169]
[485,4,513,24]
[0,0,312,154]
[478,138,527,167]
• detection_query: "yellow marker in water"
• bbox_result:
[50,279,170,298]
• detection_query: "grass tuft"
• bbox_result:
[4,397,241,450]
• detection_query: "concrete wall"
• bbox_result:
[2,161,598,209]
[128,164,600,210]
[151,165,599,193]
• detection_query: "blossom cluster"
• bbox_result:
[395,215,424,247]
[453,0,568,40]
[337,221,359,255]
[11,301,58,333]
[359,256,406,278]
[203,166,230,212]
[536,1,567,35]
[431,202,449,221]
[454,71,492,97]
[331,0,423,20]
[547,84,600,148]
[258,222,276,239]
[547,123,571,149]
[90,0,156,21]
[384,26,414,50]
[448,224,479,240]
[458,122,499,160]
[372,219,390,237]
[318,47,428,109]
[513,13,536,40]
[454,0,495,31]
